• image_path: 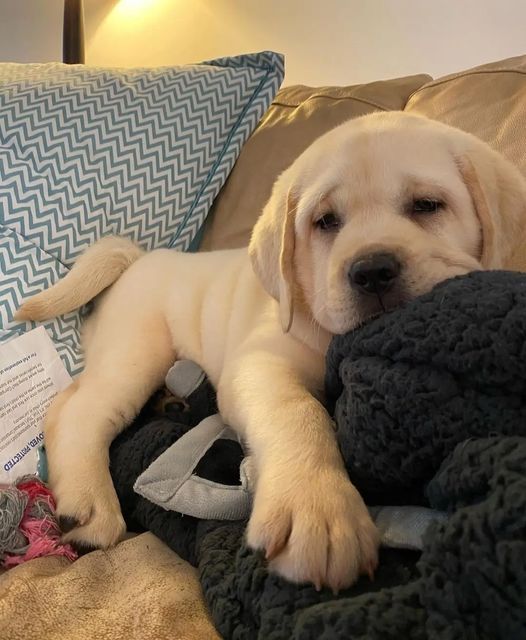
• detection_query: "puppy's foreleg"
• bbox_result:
[219,348,379,592]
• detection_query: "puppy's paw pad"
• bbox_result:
[51,474,126,549]
[69,540,99,556]
[62,508,126,549]
[58,515,81,534]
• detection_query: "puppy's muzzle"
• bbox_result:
[349,252,401,296]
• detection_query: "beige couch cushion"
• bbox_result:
[405,54,526,175]
[201,74,431,250]
[0,533,220,640]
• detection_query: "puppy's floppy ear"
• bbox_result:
[457,146,526,269]
[249,174,297,332]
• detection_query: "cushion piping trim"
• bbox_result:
[168,62,276,247]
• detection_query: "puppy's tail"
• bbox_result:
[15,236,144,322]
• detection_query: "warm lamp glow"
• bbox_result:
[87,0,217,68]
[99,0,170,36]
[115,0,161,16]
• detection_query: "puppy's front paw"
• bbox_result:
[247,469,378,592]
[51,466,126,550]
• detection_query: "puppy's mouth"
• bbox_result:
[354,284,411,324]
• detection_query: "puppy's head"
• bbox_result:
[249,111,526,335]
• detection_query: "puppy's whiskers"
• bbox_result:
[375,290,386,312]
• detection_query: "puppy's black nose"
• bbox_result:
[349,253,401,295]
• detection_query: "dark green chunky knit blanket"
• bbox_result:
[110,270,526,639]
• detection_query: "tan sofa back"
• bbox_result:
[405,54,526,176]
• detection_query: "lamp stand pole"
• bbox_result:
[63,0,85,64]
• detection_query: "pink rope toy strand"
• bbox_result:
[0,476,78,569]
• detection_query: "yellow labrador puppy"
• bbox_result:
[16,111,526,591]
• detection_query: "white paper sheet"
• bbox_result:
[0,327,72,483]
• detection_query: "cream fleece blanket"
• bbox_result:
[0,533,220,640]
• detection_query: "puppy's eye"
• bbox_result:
[314,212,341,231]
[412,198,443,214]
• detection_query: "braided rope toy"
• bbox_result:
[0,475,77,569]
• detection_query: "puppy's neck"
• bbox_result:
[289,310,332,356]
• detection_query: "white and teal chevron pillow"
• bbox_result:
[0,52,284,375]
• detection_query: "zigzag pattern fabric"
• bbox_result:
[0,53,284,375]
